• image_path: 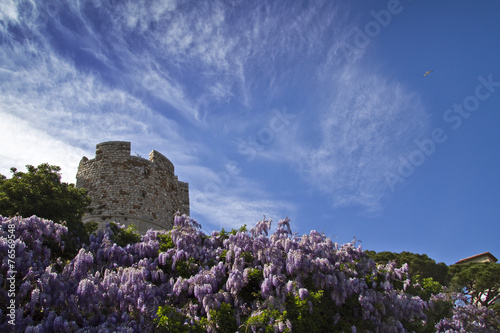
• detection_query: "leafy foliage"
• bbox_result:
[109,222,142,247]
[450,262,500,311]
[242,308,290,332]
[0,164,90,227]
[0,164,92,258]
[219,224,247,239]
[208,303,238,333]
[158,232,175,252]
[366,250,450,286]
[155,305,205,333]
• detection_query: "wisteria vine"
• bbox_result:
[1,215,498,332]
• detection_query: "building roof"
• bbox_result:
[455,252,498,265]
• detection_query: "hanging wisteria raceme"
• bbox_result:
[434,293,500,332]
[1,214,498,332]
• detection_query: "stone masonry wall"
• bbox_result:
[76,141,189,234]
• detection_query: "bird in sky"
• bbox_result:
[422,70,433,77]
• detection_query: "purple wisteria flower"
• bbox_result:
[2,215,488,332]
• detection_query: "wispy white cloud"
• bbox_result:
[0,0,431,226]
[0,0,18,24]
[0,48,143,139]
[0,112,87,183]
[233,50,430,212]
[92,0,245,118]
[0,1,298,229]
[181,160,296,230]
[81,0,347,124]
[294,66,429,210]
[190,189,294,231]
[125,59,202,122]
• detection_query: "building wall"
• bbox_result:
[76,141,189,234]
[455,252,498,265]
[466,257,494,264]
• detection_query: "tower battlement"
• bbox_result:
[149,150,174,176]
[95,141,131,160]
[76,141,189,233]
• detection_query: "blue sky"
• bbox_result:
[1,0,499,265]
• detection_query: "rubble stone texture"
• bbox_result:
[76,141,189,233]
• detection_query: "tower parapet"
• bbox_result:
[149,150,174,176]
[95,141,131,161]
[76,141,189,233]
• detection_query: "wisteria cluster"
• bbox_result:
[434,293,500,332]
[1,214,498,332]
[0,215,164,332]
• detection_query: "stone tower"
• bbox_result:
[76,141,189,233]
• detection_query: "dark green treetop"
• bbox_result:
[365,250,450,287]
[0,163,94,257]
[450,262,500,313]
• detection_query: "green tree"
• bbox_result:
[0,163,93,257]
[450,262,500,312]
[366,250,454,332]
[365,250,450,287]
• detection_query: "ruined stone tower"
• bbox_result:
[76,141,189,233]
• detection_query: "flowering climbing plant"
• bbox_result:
[1,214,498,332]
